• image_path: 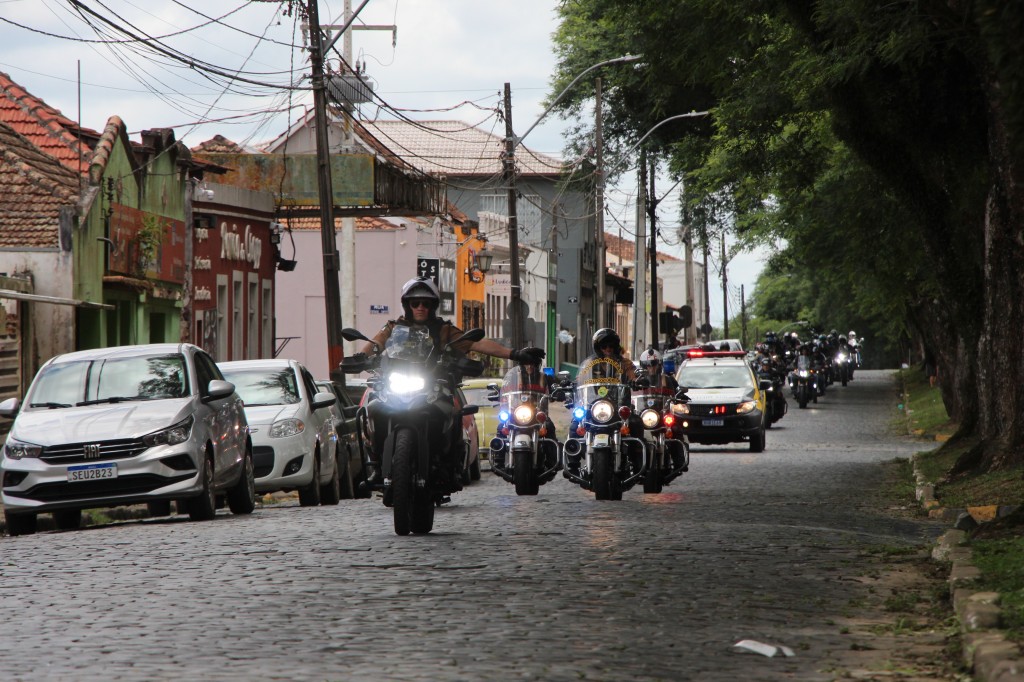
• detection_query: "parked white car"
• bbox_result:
[218,359,340,506]
[0,343,256,536]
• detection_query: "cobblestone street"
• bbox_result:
[0,370,956,681]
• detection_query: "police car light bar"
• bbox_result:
[685,350,747,358]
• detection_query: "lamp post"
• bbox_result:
[503,54,641,349]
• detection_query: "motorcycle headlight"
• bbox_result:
[798,370,810,377]
[837,353,847,362]
[591,400,615,423]
[736,401,756,415]
[513,404,534,425]
[143,415,195,447]
[388,372,425,395]
[641,409,661,429]
[270,418,305,438]
[4,437,42,460]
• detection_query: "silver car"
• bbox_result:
[0,344,256,536]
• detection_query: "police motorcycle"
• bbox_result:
[558,356,651,500]
[487,365,562,496]
[340,324,484,535]
[754,353,788,427]
[630,359,690,494]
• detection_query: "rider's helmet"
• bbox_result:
[639,347,662,369]
[400,276,440,319]
[765,331,777,344]
[592,328,622,355]
[830,329,838,337]
[848,330,857,339]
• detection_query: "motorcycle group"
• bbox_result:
[339,276,859,535]
[750,329,864,417]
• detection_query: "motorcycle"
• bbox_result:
[791,353,817,409]
[488,365,562,496]
[833,347,852,386]
[558,356,649,500]
[755,356,788,427]
[630,372,689,494]
[340,324,484,535]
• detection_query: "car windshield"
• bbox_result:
[221,367,300,406]
[677,364,754,390]
[27,354,189,408]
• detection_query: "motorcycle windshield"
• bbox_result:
[499,365,549,420]
[797,355,811,370]
[575,356,629,407]
[383,325,434,363]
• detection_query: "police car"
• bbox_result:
[672,350,768,452]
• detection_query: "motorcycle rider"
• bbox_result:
[638,347,678,390]
[491,359,560,470]
[357,276,545,484]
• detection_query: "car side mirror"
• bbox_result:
[759,380,772,391]
[462,404,479,416]
[311,391,337,410]
[0,397,20,418]
[204,380,235,403]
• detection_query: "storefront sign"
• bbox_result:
[370,304,390,315]
[221,223,263,268]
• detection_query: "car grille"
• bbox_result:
[8,473,193,502]
[40,438,148,465]
[687,404,738,417]
[253,446,275,479]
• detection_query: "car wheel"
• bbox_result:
[147,500,172,517]
[298,449,322,507]
[53,508,82,531]
[227,448,257,515]
[320,450,341,505]
[4,510,37,536]
[188,453,217,521]
[339,450,356,500]
[750,425,766,453]
[470,453,481,481]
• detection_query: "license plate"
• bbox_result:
[703,419,725,427]
[593,433,610,447]
[67,463,118,482]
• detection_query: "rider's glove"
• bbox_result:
[509,347,545,365]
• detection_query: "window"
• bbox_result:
[232,271,243,360]
[216,276,228,361]
[480,193,542,244]
[248,275,258,358]
[262,280,273,359]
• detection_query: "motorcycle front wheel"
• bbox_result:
[513,450,539,496]
[391,427,430,535]
[592,448,620,501]
[643,448,663,494]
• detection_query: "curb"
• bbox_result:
[914,454,1024,681]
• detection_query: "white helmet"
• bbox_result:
[639,347,662,368]
[848,330,856,338]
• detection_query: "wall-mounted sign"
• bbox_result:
[194,257,212,271]
[195,286,212,302]
[417,258,440,284]
[370,304,390,315]
[568,296,579,304]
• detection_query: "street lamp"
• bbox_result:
[502,54,641,350]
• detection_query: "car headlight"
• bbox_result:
[270,418,305,438]
[591,400,614,423]
[388,372,425,395]
[4,437,42,460]
[143,415,195,447]
[736,401,757,414]
[671,402,690,415]
[641,409,661,429]
[513,404,534,425]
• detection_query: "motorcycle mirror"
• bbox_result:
[341,327,371,343]
[447,327,485,350]
[486,383,498,392]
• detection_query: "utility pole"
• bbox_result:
[594,77,606,330]
[307,0,345,383]
[702,235,711,342]
[648,154,660,348]
[633,150,648,357]
[740,284,747,348]
[721,232,729,338]
[502,83,524,349]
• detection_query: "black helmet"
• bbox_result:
[400,276,440,318]
[592,328,621,355]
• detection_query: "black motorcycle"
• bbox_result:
[488,365,562,495]
[340,325,484,535]
[630,377,689,494]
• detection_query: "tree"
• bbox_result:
[549,0,1024,474]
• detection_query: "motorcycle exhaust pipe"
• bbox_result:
[489,437,507,453]
[563,439,584,457]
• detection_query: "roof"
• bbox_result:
[0,70,99,176]
[277,215,425,232]
[360,120,565,176]
[0,120,79,248]
[604,230,681,264]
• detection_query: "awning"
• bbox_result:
[0,289,114,310]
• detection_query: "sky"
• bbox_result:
[0,0,763,325]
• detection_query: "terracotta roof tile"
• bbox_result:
[279,215,425,232]
[604,230,680,264]
[0,71,101,176]
[191,134,249,155]
[360,120,564,176]
[0,120,79,248]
